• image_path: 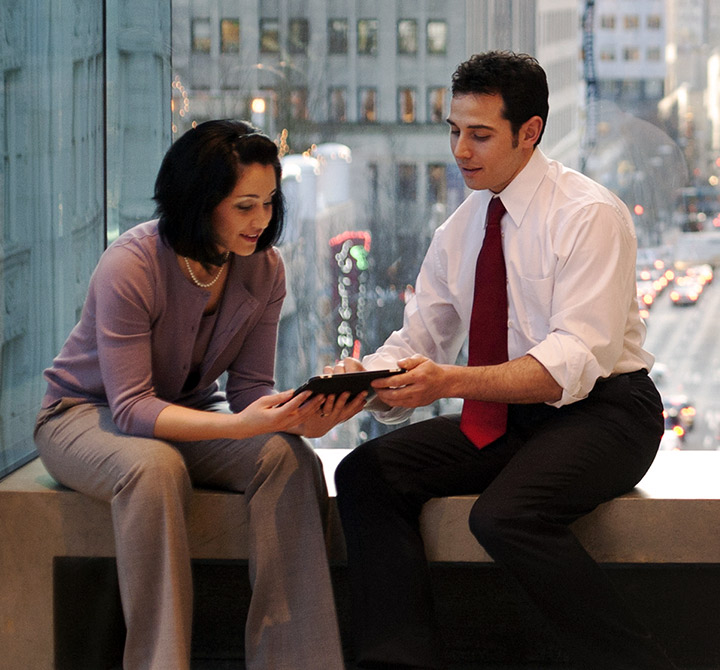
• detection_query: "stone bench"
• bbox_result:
[1,449,719,669]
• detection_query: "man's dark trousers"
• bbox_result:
[335,370,678,670]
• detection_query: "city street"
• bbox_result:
[644,271,720,450]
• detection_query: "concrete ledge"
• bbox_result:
[1,450,719,669]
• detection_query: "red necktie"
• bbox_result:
[460,196,508,448]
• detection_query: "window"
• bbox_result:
[427,164,448,204]
[624,15,640,30]
[647,15,662,30]
[288,18,309,55]
[623,47,640,61]
[290,88,308,121]
[260,18,279,53]
[397,19,418,55]
[192,18,211,53]
[357,19,378,56]
[359,88,378,122]
[398,88,417,123]
[397,164,418,201]
[4,0,715,483]
[328,19,348,54]
[220,19,239,54]
[427,20,448,54]
[329,87,347,122]
[427,87,446,123]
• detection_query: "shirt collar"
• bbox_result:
[491,149,550,228]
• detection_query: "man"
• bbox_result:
[333,52,677,670]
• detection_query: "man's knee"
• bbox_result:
[468,496,527,550]
[334,441,379,497]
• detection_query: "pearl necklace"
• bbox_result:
[183,253,229,288]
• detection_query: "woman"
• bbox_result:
[34,120,362,670]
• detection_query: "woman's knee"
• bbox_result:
[256,433,323,484]
[118,444,191,503]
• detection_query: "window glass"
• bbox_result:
[357,19,378,55]
[290,88,308,121]
[397,19,418,55]
[288,18,309,55]
[328,19,348,54]
[1,0,170,479]
[624,15,640,30]
[192,17,211,53]
[260,18,280,53]
[398,88,417,123]
[5,0,719,481]
[329,87,347,122]
[397,164,417,201]
[427,87,446,123]
[427,20,448,54]
[220,18,240,54]
[359,88,378,122]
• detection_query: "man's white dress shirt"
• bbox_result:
[364,149,653,423]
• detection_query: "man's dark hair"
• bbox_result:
[451,51,549,146]
[154,119,285,265]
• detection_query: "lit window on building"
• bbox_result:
[288,18,309,55]
[427,20,448,54]
[260,18,280,53]
[600,15,615,29]
[220,19,239,54]
[328,19,348,54]
[600,49,616,61]
[427,87,446,123]
[358,19,378,55]
[192,18,211,54]
[398,88,416,123]
[624,15,640,30]
[329,87,347,122]
[397,19,418,54]
[359,88,378,122]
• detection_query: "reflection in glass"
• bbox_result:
[427,20,448,54]
[397,19,418,54]
[398,88,416,123]
[359,88,377,122]
[220,18,240,54]
[358,19,378,55]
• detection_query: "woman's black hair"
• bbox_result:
[451,51,549,147]
[154,119,285,265]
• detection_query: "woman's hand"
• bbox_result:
[287,391,368,438]
[237,390,326,437]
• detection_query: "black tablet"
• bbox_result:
[293,369,406,399]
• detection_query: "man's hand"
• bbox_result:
[371,354,447,408]
[324,357,366,375]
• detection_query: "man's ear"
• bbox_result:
[521,116,543,146]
